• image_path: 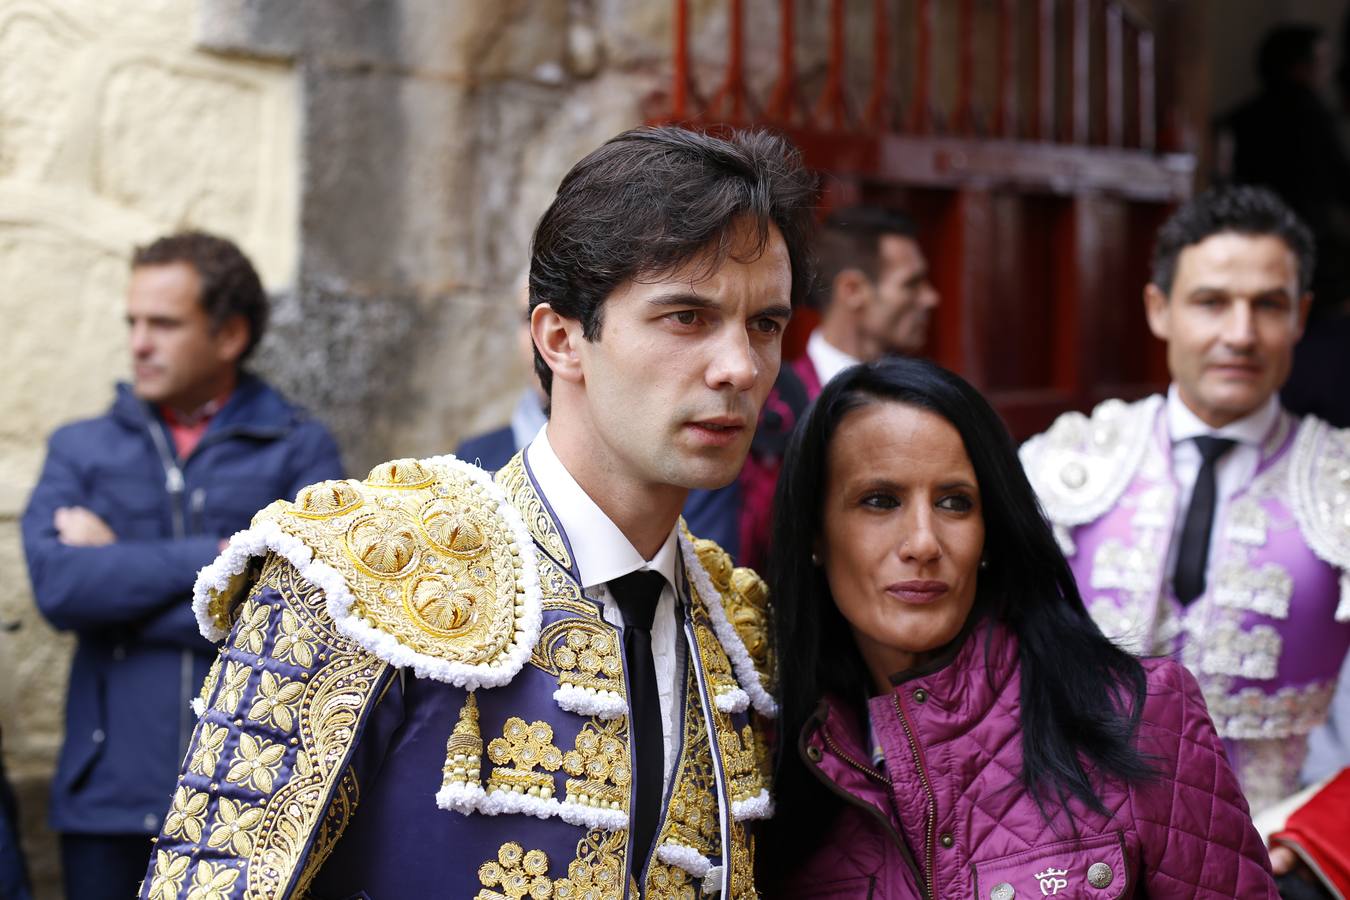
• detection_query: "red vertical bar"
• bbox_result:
[765,0,801,125]
[910,0,933,133]
[956,0,975,135]
[1106,2,1124,145]
[1035,0,1055,142]
[816,0,849,130]
[672,0,690,119]
[1139,29,1157,151]
[995,0,1016,139]
[864,0,890,130]
[1071,0,1091,144]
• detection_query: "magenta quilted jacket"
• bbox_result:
[784,624,1278,899]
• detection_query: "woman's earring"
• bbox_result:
[979,558,989,570]
[811,552,821,566]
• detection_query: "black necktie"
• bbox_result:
[1173,436,1237,606]
[610,569,667,879]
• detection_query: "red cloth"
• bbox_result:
[159,389,231,459]
[1272,767,1350,896]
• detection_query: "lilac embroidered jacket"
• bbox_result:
[1022,395,1350,813]
[137,452,775,899]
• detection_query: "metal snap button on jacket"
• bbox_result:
[1087,861,1113,888]
[991,882,1015,900]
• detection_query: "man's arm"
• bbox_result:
[21,434,220,633]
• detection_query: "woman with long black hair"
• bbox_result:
[762,357,1276,898]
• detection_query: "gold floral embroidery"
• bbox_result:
[247,670,306,731]
[554,830,626,900]
[225,732,287,794]
[693,623,740,703]
[198,656,222,712]
[647,863,698,900]
[487,717,563,797]
[233,601,271,655]
[189,723,229,778]
[273,608,316,667]
[719,724,767,804]
[563,719,630,812]
[657,665,720,861]
[164,786,210,842]
[214,661,252,714]
[476,841,552,900]
[727,823,758,900]
[146,850,190,900]
[206,796,265,856]
[185,860,242,900]
[533,619,624,696]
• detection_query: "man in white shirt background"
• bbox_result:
[1021,186,1350,824]
[737,206,940,570]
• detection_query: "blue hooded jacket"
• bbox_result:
[21,374,343,835]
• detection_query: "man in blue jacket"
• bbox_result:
[21,232,343,900]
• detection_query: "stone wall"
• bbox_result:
[0,1,708,894]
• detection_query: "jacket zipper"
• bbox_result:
[892,692,936,900]
[143,410,195,759]
[807,726,929,900]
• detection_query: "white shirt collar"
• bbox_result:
[524,426,680,593]
[1165,384,1280,448]
[807,330,862,387]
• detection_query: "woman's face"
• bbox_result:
[820,401,986,692]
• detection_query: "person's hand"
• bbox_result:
[54,506,116,546]
[1270,844,1298,875]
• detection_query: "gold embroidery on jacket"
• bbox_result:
[532,618,624,696]
[184,860,242,900]
[497,454,572,570]
[562,718,631,812]
[189,723,228,778]
[647,862,698,900]
[475,841,552,900]
[164,787,210,842]
[247,671,306,732]
[655,664,720,863]
[442,691,484,789]
[727,823,759,900]
[146,850,190,900]
[206,797,265,856]
[234,601,271,655]
[225,732,287,794]
[198,656,222,712]
[487,717,563,798]
[215,661,252,715]
[272,608,315,667]
[718,724,767,806]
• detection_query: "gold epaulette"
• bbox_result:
[192,455,543,690]
[686,534,778,710]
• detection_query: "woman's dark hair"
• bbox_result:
[528,125,817,396]
[767,358,1151,855]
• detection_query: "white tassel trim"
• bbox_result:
[190,456,545,692]
[703,865,725,894]
[1337,573,1350,623]
[435,782,487,814]
[679,532,778,718]
[553,684,626,720]
[713,687,750,715]
[731,789,772,821]
[656,842,713,878]
[474,789,559,820]
[190,697,206,719]
[557,801,628,831]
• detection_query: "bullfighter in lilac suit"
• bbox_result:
[136,125,815,899]
[1022,186,1350,815]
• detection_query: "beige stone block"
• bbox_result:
[0,5,84,180]
[0,223,127,506]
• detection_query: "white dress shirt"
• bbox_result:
[1164,385,1281,581]
[525,427,684,788]
[806,330,862,387]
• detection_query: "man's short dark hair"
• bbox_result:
[1257,24,1323,88]
[1150,186,1315,296]
[528,125,817,395]
[814,206,918,309]
[132,231,268,362]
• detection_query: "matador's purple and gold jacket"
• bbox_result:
[137,452,775,899]
[1021,395,1350,813]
